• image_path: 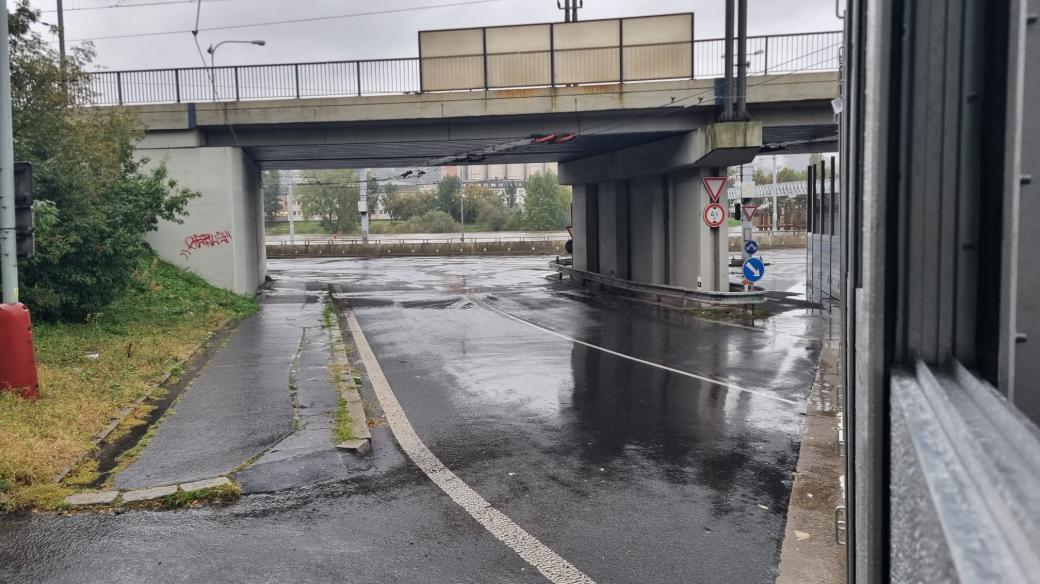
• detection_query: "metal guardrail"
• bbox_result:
[87,31,841,106]
[269,235,569,246]
[548,260,765,306]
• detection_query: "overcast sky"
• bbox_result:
[11,0,842,71]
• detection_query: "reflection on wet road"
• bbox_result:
[0,254,825,584]
[311,255,824,583]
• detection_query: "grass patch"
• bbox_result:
[0,256,258,511]
[161,482,241,508]
[333,395,355,444]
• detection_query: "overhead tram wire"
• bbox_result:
[64,0,511,43]
[40,0,239,12]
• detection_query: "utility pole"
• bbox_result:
[360,170,369,244]
[1,7,18,303]
[722,0,734,120]
[56,0,66,63]
[287,182,296,245]
[1,6,41,399]
[556,0,582,22]
[460,188,465,242]
[736,0,748,119]
[772,155,779,233]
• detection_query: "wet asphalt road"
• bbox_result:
[0,253,824,584]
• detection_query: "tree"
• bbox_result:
[522,171,570,231]
[436,175,462,216]
[296,169,360,233]
[366,174,380,212]
[504,180,519,209]
[262,170,282,221]
[385,190,435,221]
[11,1,197,320]
[460,185,501,224]
[379,183,399,219]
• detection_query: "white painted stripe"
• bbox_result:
[472,297,801,406]
[344,308,596,584]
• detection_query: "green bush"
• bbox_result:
[476,202,510,231]
[10,2,196,321]
[395,210,460,234]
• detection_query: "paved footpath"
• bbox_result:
[0,255,826,584]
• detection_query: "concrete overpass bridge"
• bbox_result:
[102,21,839,294]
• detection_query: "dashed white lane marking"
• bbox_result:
[471,297,801,406]
[344,307,596,584]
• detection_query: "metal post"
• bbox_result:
[0,7,18,303]
[356,62,362,96]
[56,0,66,63]
[723,0,735,120]
[482,28,489,91]
[294,64,300,99]
[288,182,296,245]
[233,66,240,101]
[549,23,556,88]
[116,71,123,105]
[764,35,769,75]
[618,20,624,84]
[772,155,779,233]
[360,170,369,244]
[174,69,181,103]
[736,0,748,119]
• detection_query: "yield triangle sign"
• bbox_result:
[702,176,727,203]
[742,205,759,221]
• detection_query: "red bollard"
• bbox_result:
[0,302,40,399]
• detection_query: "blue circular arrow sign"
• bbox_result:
[742,257,765,283]
[744,240,759,255]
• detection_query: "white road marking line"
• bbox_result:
[344,307,596,584]
[471,297,801,406]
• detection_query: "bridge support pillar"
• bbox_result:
[561,123,759,293]
[142,146,265,295]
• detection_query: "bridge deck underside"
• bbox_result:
[240,124,835,170]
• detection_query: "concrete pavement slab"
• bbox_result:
[114,293,323,490]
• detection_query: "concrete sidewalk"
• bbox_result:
[114,282,359,492]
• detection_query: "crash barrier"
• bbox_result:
[548,260,765,306]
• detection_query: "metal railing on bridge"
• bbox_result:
[87,30,841,106]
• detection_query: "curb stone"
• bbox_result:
[327,301,372,455]
[63,475,237,509]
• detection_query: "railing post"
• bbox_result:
[549,23,556,88]
[482,28,489,91]
[764,36,769,75]
[356,61,362,96]
[294,64,300,98]
[690,14,696,78]
[174,69,181,103]
[233,66,240,101]
[116,71,123,105]
[618,19,624,83]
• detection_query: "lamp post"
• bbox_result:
[206,39,266,100]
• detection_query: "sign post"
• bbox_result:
[701,175,729,291]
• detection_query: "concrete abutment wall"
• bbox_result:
[142,146,265,295]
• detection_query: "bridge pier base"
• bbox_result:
[143,146,265,295]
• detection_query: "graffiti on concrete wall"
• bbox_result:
[180,229,232,259]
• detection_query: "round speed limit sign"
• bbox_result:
[703,203,727,228]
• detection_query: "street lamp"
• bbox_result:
[206,39,266,100]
